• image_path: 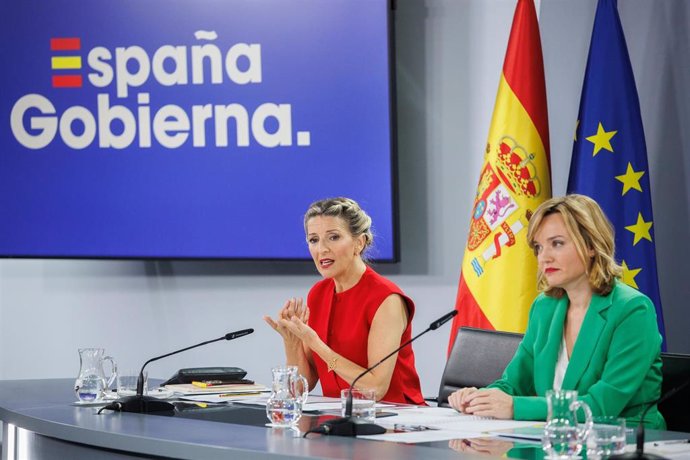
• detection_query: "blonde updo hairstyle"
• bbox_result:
[303,197,374,260]
[526,194,622,298]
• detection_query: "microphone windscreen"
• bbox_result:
[429,310,458,330]
[225,328,254,340]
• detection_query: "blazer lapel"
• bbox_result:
[562,293,612,389]
[535,297,568,393]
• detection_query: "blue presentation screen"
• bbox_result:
[0,0,397,260]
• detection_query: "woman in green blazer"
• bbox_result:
[448,194,664,429]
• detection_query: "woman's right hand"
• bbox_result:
[448,387,479,413]
[263,298,309,347]
[264,298,318,390]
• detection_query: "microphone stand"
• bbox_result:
[306,310,458,437]
[101,328,254,414]
[609,378,690,460]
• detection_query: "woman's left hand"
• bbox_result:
[462,388,514,419]
[279,315,319,350]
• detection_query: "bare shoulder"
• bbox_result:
[373,294,408,324]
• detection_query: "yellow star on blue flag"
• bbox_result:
[620,260,641,289]
[615,162,645,195]
[586,122,617,156]
[567,0,665,347]
[625,212,653,246]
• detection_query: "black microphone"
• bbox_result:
[100,328,254,414]
[609,377,690,460]
[306,310,458,437]
[429,310,458,330]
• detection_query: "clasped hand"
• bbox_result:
[263,297,317,348]
[447,387,514,419]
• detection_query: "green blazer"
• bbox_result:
[488,281,665,429]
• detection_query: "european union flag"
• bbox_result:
[567,0,666,348]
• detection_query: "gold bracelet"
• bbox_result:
[327,356,338,372]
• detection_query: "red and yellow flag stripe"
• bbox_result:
[50,37,83,88]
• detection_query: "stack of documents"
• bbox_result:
[164,383,268,395]
[164,383,269,403]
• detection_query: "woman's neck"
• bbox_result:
[564,277,594,311]
[333,258,367,293]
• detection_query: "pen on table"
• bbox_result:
[653,439,690,446]
[192,381,230,388]
[217,392,261,398]
[393,424,438,432]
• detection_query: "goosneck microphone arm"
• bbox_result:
[135,329,254,395]
[345,310,458,417]
[101,328,254,414]
[306,310,457,437]
[609,377,690,460]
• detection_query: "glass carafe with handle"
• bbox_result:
[266,366,309,427]
[542,389,593,458]
[74,348,117,402]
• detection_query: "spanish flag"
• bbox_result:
[448,0,551,350]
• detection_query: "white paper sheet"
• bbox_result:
[231,394,398,412]
[642,440,690,459]
[303,401,396,412]
[180,393,270,404]
[359,407,540,444]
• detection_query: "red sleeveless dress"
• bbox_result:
[307,266,425,405]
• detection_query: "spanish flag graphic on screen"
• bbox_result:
[449,0,551,350]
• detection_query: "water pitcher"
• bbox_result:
[265,366,308,427]
[74,348,117,402]
[542,389,593,458]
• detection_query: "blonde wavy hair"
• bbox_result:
[526,194,622,297]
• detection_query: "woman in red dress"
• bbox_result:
[264,197,424,404]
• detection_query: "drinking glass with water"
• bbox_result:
[341,388,376,423]
[587,416,627,457]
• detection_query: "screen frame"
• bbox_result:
[0,0,401,263]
